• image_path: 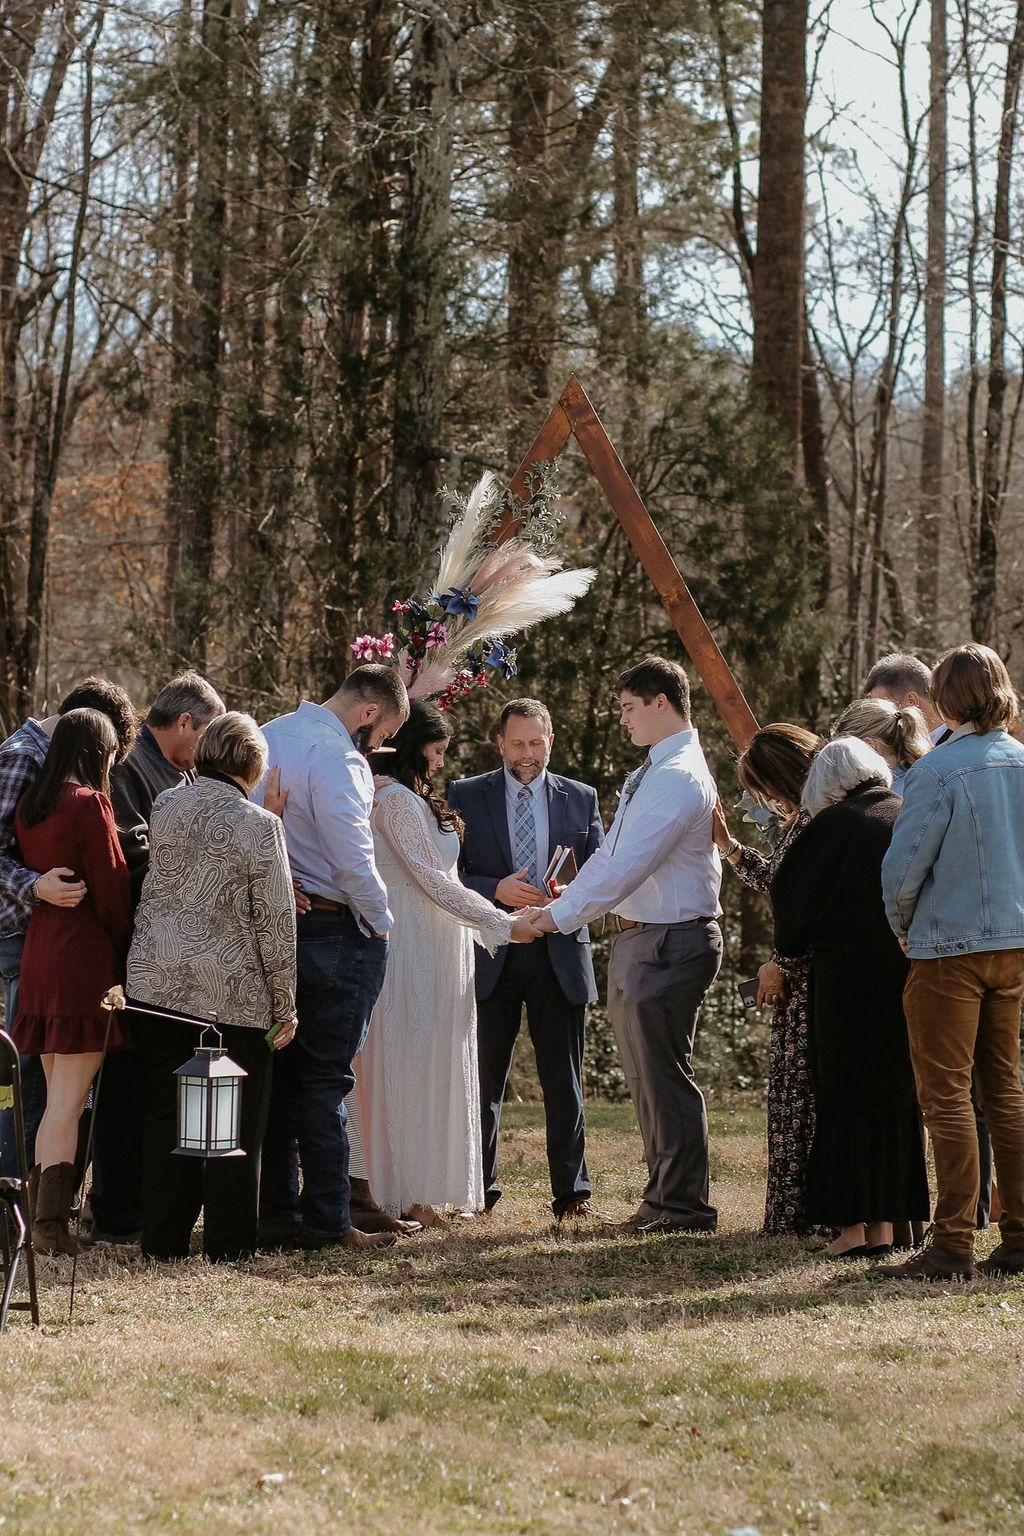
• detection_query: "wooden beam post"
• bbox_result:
[505,375,759,750]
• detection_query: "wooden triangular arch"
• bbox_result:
[501,376,759,751]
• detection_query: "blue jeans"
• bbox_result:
[260,911,388,1238]
[0,931,45,1177]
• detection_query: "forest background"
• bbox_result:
[4,0,1024,1094]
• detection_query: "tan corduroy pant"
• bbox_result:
[903,950,1024,1259]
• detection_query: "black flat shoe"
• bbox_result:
[863,1243,893,1257]
[823,1244,870,1259]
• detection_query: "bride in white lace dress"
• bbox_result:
[351,702,532,1221]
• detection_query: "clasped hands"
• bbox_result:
[501,866,561,944]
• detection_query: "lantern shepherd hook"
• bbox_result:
[67,988,249,1326]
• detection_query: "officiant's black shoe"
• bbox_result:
[555,1199,613,1224]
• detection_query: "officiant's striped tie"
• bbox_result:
[514,784,538,885]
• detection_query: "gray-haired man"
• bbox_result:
[88,670,226,1243]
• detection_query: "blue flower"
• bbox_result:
[484,642,518,681]
[436,585,479,620]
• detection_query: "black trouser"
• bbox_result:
[138,1015,273,1262]
[89,1048,145,1237]
[477,941,590,1215]
[976,1094,994,1228]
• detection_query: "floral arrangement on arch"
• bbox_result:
[351,471,596,710]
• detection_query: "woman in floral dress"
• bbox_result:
[712,724,824,1236]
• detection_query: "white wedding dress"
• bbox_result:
[350,780,513,1216]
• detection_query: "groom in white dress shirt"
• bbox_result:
[529,656,723,1232]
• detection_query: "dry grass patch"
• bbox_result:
[1,1101,1020,1535]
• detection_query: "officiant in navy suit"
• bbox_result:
[448,699,604,1220]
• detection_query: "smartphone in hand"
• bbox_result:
[737,977,760,1009]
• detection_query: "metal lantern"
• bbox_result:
[173,1023,248,1159]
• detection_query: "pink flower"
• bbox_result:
[426,621,448,649]
[351,634,377,661]
[392,600,411,614]
[375,632,396,658]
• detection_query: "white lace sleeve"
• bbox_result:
[373,787,514,955]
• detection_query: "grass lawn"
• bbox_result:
[2,1101,1021,1535]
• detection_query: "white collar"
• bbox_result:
[503,766,547,799]
[648,727,697,767]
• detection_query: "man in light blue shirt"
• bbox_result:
[258,664,409,1252]
[530,656,723,1234]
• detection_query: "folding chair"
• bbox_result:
[0,1028,40,1330]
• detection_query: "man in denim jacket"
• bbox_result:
[880,644,1024,1279]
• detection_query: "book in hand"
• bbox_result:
[542,845,579,898]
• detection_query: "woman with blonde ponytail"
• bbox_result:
[833,697,931,795]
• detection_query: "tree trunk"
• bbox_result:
[0,0,80,727]
[391,3,460,564]
[750,0,807,473]
[971,1,1024,643]
[171,0,233,669]
[917,0,946,650]
[609,2,647,469]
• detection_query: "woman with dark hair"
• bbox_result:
[711,723,824,1235]
[13,709,133,1254]
[350,700,534,1224]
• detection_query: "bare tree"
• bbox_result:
[917,0,947,648]
[971,0,1024,641]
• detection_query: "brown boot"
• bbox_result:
[878,1243,973,1281]
[977,1241,1024,1275]
[349,1177,421,1235]
[27,1164,40,1221]
[32,1163,79,1257]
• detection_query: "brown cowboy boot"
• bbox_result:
[349,1177,421,1236]
[32,1163,79,1257]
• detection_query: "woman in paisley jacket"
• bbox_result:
[127,712,298,1262]
[712,724,824,1236]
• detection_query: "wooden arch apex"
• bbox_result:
[500,375,759,752]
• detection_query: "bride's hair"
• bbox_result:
[369,699,464,837]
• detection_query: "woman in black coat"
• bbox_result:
[771,737,930,1258]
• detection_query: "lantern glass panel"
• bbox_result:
[211,1077,240,1151]
[179,1073,208,1151]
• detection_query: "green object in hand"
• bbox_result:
[265,1021,283,1049]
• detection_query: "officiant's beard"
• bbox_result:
[354,725,373,756]
[508,761,544,784]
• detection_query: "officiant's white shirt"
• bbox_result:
[547,728,722,932]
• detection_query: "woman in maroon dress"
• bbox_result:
[14,709,133,1255]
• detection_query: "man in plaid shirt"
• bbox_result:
[0,677,137,1177]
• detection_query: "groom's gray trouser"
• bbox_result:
[608,917,723,1228]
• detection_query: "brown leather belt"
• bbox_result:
[613,916,638,932]
[308,896,349,914]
